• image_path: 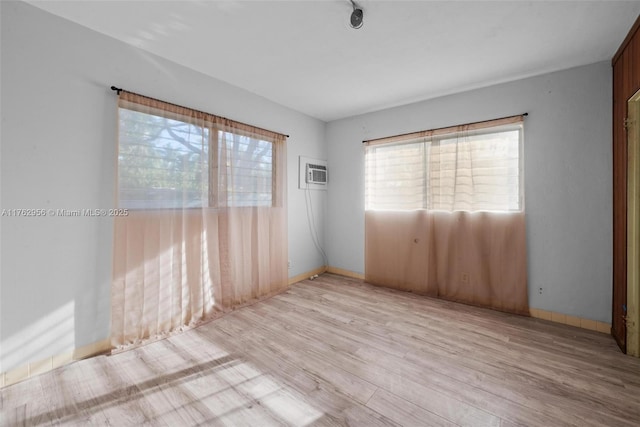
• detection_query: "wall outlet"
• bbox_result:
[461,273,469,284]
[539,287,543,295]
[288,260,291,269]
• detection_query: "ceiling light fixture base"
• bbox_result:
[350,0,364,29]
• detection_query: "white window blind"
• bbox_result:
[365,119,523,212]
[365,140,426,210]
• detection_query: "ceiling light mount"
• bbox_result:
[349,0,364,29]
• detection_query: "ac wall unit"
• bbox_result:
[306,163,327,185]
[298,156,327,190]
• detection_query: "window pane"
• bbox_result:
[365,123,522,212]
[429,129,520,211]
[118,108,209,209]
[219,131,273,207]
[365,141,425,210]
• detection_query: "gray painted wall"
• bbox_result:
[326,62,613,323]
[0,1,326,373]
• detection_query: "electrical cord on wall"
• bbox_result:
[305,182,329,266]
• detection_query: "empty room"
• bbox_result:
[3,0,640,425]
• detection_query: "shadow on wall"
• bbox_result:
[1,301,76,373]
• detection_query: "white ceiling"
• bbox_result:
[27,0,640,122]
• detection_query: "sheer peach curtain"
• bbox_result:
[365,116,528,315]
[111,91,287,348]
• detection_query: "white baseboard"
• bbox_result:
[529,308,611,334]
[288,266,328,285]
[1,338,111,388]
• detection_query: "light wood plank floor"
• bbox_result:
[2,273,640,426]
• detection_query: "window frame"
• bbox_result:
[117,102,278,210]
[364,119,524,213]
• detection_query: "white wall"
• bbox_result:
[326,62,613,323]
[0,1,326,373]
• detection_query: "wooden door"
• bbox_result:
[627,92,640,356]
[612,13,640,354]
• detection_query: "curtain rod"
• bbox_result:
[110,86,290,138]
[361,113,528,144]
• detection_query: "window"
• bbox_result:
[117,103,275,209]
[118,108,210,209]
[365,118,523,212]
[217,131,273,207]
[112,90,288,348]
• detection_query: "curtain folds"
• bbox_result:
[364,115,528,315]
[111,91,287,348]
[365,210,528,315]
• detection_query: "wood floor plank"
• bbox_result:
[0,378,45,426]
[305,276,640,426]
[263,288,558,426]
[235,302,502,427]
[39,362,110,426]
[3,273,640,426]
[265,304,558,426]
[77,355,154,426]
[366,388,456,427]
[0,404,27,427]
[199,326,399,427]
